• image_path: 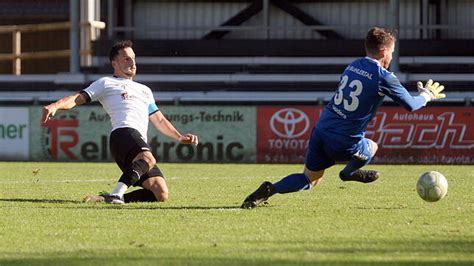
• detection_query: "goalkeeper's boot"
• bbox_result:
[240,181,273,209]
[339,169,380,183]
[103,193,125,205]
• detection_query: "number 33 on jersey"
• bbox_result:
[317,57,428,138]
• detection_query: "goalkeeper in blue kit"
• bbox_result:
[241,27,446,209]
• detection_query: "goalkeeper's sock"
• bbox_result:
[111,182,128,197]
[340,157,370,179]
[272,173,311,194]
[123,189,157,203]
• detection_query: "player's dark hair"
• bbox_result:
[109,40,133,62]
[365,27,396,54]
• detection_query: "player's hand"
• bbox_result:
[417,79,446,102]
[41,104,57,125]
[179,133,199,145]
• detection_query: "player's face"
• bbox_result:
[112,47,137,79]
[381,42,395,69]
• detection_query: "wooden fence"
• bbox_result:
[0,21,105,75]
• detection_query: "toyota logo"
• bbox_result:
[270,108,310,138]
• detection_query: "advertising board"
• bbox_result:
[0,107,29,160]
[256,106,474,164]
[29,106,256,162]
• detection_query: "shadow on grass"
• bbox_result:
[0,198,80,204]
[0,254,471,266]
[0,197,242,210]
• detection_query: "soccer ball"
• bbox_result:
[416,171,448,202]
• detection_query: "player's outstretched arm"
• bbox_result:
[417,79,446,102]
[41,93,87,125]
[149,111,199,145]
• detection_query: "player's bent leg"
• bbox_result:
[107,151,159,204]
[119,175,168,203]
[116,151,156,188]
[108,158,150,204]
[104,194,126,204]
[240,167,324,209]
[339,138,379,183]
[340,169,379,183]
[104,177,168,204]
[368,139,378,155]
[128,151,157,184]
[271,166,324,195]
[142,176,169,202]
[133,151,157,169]
[122,189,157,203]
[272,171,315,195]
[304,167,325,187]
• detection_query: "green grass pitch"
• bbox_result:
[0,162,472,265]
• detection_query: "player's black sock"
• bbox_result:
[123,189,157,203]
[119,159,150,186]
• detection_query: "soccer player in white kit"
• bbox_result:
[41,40,198,204]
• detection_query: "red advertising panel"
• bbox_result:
[257,106,322,163]
[257,106,474,164]
[367,107,474,164]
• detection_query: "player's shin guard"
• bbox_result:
[119,159,150,186]
[123,189,157,203]
[272,173,311,194]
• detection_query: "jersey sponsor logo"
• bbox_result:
[121,91,129,100]
[270,108,310,139]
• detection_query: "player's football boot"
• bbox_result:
[240,181,274,209]
[82,195,105,203]
[103,193,125,205]
[339,169,380,183]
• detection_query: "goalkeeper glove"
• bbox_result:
[417,79,446,102]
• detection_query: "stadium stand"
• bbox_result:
[0,0,473,106]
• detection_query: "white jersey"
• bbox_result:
[83,76,158,142]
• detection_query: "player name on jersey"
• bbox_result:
[346,65,373,80]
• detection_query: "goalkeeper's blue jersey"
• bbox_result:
[315,57,427,146]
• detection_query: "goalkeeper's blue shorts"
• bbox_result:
[305,127,374,172]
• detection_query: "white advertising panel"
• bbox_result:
[0,107,29,160]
